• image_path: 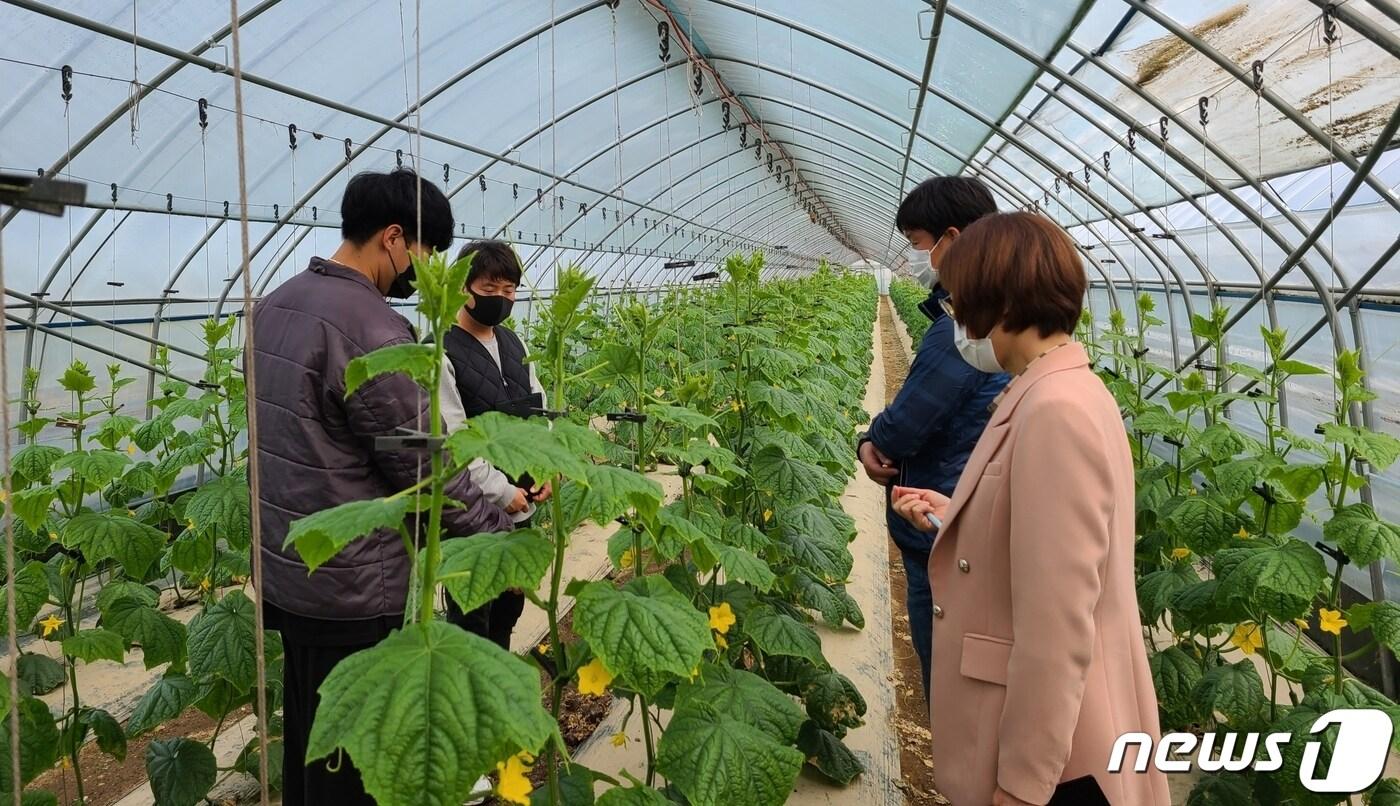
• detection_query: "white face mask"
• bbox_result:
[953,320,1003,373]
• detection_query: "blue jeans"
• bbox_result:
[900,545,933,700]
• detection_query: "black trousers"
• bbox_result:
[267,603,396,806]
[445,589,526,650]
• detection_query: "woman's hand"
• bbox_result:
[992,787,1038,806]
[891,485,951,532]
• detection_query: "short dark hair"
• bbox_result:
[340,168,454,252]
[894,176,997,236]
[939,212,1085,339]
[457,239,523,286]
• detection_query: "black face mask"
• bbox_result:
[385,248,416,299]
[467,293,514,327]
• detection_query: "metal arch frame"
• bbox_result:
[0,0,285,230]
[683,0,1353,360]
[10,0,823,298]
[697,56,1201,360]
[587,97,1132,310]
[649,0,859,254]
[571,120,1131,309]
[1123,0,1400,214]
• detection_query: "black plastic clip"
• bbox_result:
[223,200,230,217]
[1194,360,1219,372]
[312,206,318,221]
[739,127,748,148]
[1247,388,1264,398]
[443,163,450,183]
[579,202,587,214]
[198,97,209,130]
[1129,226,1145,233]
[1054,177,1061,193]
[479,175,487,192]
[530,406,567,420]
[692,271,720,281]
[559,196,565,210]
[1322,4,1340,45]
[273,203,280,219]
[1198,97,1210,127]
[1159,116,1169,141]
[1132,347,1150,359]
[1103,151,1110,172]
[288,123,297,150]
[61,65,74,102]
[754,140,762,161]
[344,138,353,161]
[1083,164,1091,183]
[1251,60,1265,92]
[1150,232,1176,240]
[658,21,670,62]
[1253,482,1276,504]
[395,148,403,168]
[106,280,124,287]
[1314,541,1349,566]
[512,182,519,200]
[374,427,446,454]
[1127,126,1137,152]
[1314,423,1328,435]
[166,193,173,213]
[692,62,703,95]
[1163,435,1184,447]
[610,405,646,425]
[537,187,544,207]
[722,101,731,130]
[111,182,118,203]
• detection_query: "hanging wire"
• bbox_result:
[612,4,628,293]
[3,193,22,806]
[224,1,271,801]
[128,1,141,144]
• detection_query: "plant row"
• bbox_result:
[3,253,879,806]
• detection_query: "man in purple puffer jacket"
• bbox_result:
[250,168,511,805]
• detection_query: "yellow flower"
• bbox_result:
[729,400,741,412]
[1294,617,1310,631]
[1235,526,1250,540]
[1187,487,1198,496]
[714,633,728,650]
[762,509,773,523]
[610,732,628,748]
[537,642,550,655]
[199,577,212,592]
[653,387,665,397]
[689,665,700,681]
[577,657,614,696]
[127,509,136,517]
[0,489,7,503]
[126,443,137,455]
[1230,622,1263,655]
[186,519,196,531]
[1170,547,1191,560]
[495,753,533,805]
[39,614,65,638]
[48,531,59,542]
[619,548,636,569]
[1319,608,1347,636]
[708,602,736,635]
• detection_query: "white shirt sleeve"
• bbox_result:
[440,354,519,511]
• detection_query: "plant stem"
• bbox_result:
[1327,559,1347,696]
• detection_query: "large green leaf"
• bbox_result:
[305,621,554,806]
[1322,423,1400,471]
[53,449,130,488]
[15,654,65,696]
[573,576,710,696]
[1346,601,1400,653]
[750,446,833,505]
[0,697,59,792]
[10,485,56,531]
[61,512,165,578]
[187,590,257,692]
[1149,647,1203,719]
[595,786,671,806]
[81,707,127,761]
[656,699,804,806]
[344,342,436,397]
[184,474,250,549]
[1192,660,1266,727]
[146,738,217,806]
[0,561,48,636]
[1186,772,1254,806]
[575,463,663,522]
[791,570,860,628]
[714,544,777,593]
[101,597,187,670]
[438,530,553,615]
[12,444,63,486]
[776,514,852,581]
[1137,565,1199,625]
[1164,496,1245,555]
[647,403,718,434]
[675,663,806,745]
[796,720,863,786]
[284,496,411,572]
[61,628,126,664]
[447,411,592,482]
[1215,539,1326,620]
[799,669,866,734]
[169,529,215,579]
[127,673,199,738]
[1324,503,1400,567]
[744,607,824,666]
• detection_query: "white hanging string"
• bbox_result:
[224,1,270,801]
[128,1,141,144]
[3,200,23,806]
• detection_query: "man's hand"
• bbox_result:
[858,441,897,483]
[530,481,553,503]
[992,787,1039,806]
[506,487,529,514]
[891,485,951,532]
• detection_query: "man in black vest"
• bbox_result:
[438,239,550,650]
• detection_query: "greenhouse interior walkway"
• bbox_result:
[1,1,1399,805]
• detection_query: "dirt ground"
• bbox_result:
[878,298,947,806]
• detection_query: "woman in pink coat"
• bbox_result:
[893,212,1169,806]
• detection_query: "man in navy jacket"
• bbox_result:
[858,177,1008,697]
